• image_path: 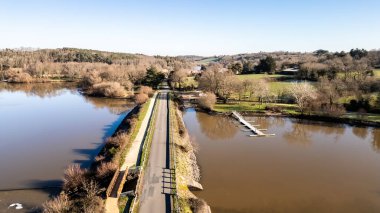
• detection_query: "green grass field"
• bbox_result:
[336,69,380,79]
[237,73,290,80]
[342,113,380,123]
[269,81,293,93]
[172,76,198,89]
[214,102,298,114]
[374,69,380,78]
[236,74,298,93]
[196,57,219,64]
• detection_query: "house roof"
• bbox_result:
[282,68,299,72]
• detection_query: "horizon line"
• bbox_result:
[1,46,379,58]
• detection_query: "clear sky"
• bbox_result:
[0,0,379,56]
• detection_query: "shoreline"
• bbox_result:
[170,97,211,212]
[188,106,380,128]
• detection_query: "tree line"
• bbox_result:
[0,48,194,97]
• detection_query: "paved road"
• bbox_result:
[139,92,171,213]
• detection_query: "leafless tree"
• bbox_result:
[242,79,256,100]
[171,68,188,90]
[198,92,217,110]
[198,63,225,95]
[253,79,271,104]
[288,82,318,113]
[218,74,241,103]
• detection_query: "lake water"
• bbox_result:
[0,83,134,212]
[183,108,380,213]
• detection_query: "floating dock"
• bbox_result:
[231,111,275,137]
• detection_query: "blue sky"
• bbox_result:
[0,0,379,56]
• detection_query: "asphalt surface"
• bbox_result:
[139,92,171,213]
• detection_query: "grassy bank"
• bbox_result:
[170,95,210,213]
[124,95,159,213]
[115,99,151,167]
[342,113,380,123]
[213,101,380,126]
[214,102,299,114]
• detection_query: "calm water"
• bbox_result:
[0,83,134,212]
[183,108,380,213]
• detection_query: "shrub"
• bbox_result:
[8,72,33,83]
[123,80,134,91]
[198,92,217,110]
[79,196,103,213]
[63,164,87,193]
[135,93,149,105]
[76,180,104,213]
[265,105,283,113]
[94,155,105,164]
[81,180,103,198]
[96,162,117,183]
[108,147,119,158]
[139,86,154,97]
[43,179,104,213]
[189,198,209,213]
[61,180,104,213]
[89,82,127,98]
[80,72,102,89]
[42,193,70,213]
[105,133,128,149]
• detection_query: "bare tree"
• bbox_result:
[171,68,188,90]
[198,92,217,110]
[242,79,255,100]
[218,74,241,103]
[288,82,318,113]
[135,93,149,105]
[198,64,225,95]
[253,79,271,104]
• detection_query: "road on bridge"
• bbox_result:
[139,91,171,213]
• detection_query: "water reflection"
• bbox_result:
[184,110,380,212]
[282,119,346,145]
[0,82,76,98]
[0,83,134,212]
[84,96,134,114]
[283,121,313,145]
[352,127,369,139]
[372,129,380,152]
[196,112,238,139]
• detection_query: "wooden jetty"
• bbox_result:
[231,111,275,137]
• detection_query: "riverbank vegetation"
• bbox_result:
[198,92,217,111]
[134,86,154,105]
[42,99,154,212]
[167,49,380,125]
[0,48,193,97]
[170,96,209,212]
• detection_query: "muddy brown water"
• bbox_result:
[0,83,134,212]
[183,108,380,213]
